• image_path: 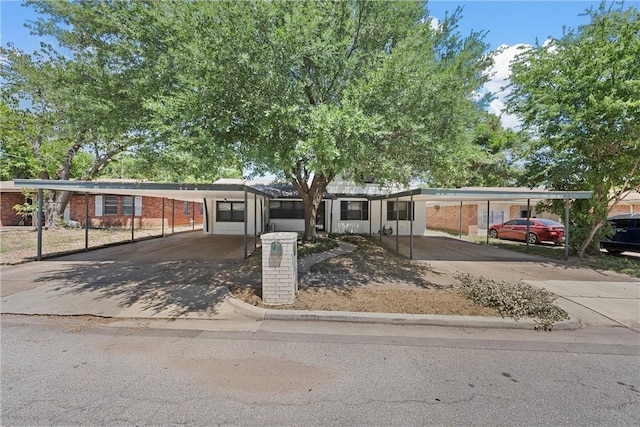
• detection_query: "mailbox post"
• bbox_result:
[260,232,298,305]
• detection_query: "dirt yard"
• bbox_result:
[0,225,197,265]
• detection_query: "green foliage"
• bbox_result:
[507,2,640,256]
[456,273,569,331]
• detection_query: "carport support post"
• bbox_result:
[37,188,43,261]
[459,202,463,239]
[379,200,383,242]
[243,190,248,260]
[395,197,399,253]
[564,199,570,261]
[486,200,490,245]
[161,198,165,237]
[254,193,257,251]
[525,199,531,252]
[409,195,414,260]
[171,199,175,234]
[368,199,372,236]
[131,195,135,242]
[84,193,89,251]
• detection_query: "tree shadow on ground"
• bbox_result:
[33,260,250,317]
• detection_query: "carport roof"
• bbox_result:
[369,187,593,202]
[12,179,273,202]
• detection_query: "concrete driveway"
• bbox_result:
[0,232,256,320]
[2,231,638,331]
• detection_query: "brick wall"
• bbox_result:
[67,194,204,229]
[426,204,477,235]
[0,192,27,226]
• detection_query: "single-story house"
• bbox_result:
[207,178,426,236]
[11,177,594,260]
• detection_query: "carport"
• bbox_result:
[12,179,273,261]
[369,187,593,261]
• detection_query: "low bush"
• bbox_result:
[456,273,569,331]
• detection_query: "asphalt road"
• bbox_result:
[2,316,639,426]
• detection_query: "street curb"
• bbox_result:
[226,294,582,330]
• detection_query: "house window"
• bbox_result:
[270,200,305,219]
[341,201,368,221]
[184,201,190,215]
[122,196,134,215]
[217,201,245,222]
[481,211,504,227]
[104,196,118,215]
[387,201,413,221]
[200,203,203,215]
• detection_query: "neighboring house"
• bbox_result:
[64,193,204,229]
[1,181,203,229]
[425,188,640,237]
[204,178,426,236]
[0,181,30,226]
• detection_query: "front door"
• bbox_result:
[315,201,325,231]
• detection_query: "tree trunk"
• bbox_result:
[577,219,604,258]
[286,168,332,242]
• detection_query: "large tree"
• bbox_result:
[507,2,640,256]
[153,0,492,240]
[24,1,492,239]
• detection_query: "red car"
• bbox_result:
[489,218,565,245]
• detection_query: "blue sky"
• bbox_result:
[1,0,620,53]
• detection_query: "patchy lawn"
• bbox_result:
[228,235,499,316]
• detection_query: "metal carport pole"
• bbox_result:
[171,199,175,234]
[131,195,135,242]
[525,199,531,252]
[368,199,372,236]
[459,201,463,239]
[37,188,43,261]
[243,190,248,260]
[84,193,89,251]
[486,200,490,245]
[379,200,383,242]
[564,198,570,261]
[161,198,165,237]
[409,195,414,260]
[395,197,399,253]
[254,193,257,251]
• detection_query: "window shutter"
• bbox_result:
[363,201,369,220]
[134,196,142,216]
[95,195,103,217]
[340,201,348,220]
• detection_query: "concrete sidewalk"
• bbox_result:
[1,233,638,332]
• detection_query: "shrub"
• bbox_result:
[456,273,569,331]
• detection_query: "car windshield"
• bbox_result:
[537,219,563,227]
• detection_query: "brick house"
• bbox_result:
[0,181,29,226]
[64,193,204,229]
[1,181,203,229]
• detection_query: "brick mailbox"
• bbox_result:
[260,232,298,305]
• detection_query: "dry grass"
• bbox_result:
[0,225,197,264]
[231,286,498,316]
[229,235,500,317]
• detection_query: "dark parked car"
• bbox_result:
[601,214,640,254]
[489,218,565,245]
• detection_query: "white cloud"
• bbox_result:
[483,43,532,130]
[427,16,441,31]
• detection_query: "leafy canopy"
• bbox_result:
[507,2,640,256]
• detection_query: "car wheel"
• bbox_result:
[489,229,498,239]
[526,232,538,244]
